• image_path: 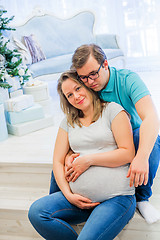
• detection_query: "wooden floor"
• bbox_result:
[0,70,160,239]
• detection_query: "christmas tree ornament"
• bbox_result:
[0,9,31,88]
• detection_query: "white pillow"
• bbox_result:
[12,36,32,65]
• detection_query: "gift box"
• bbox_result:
[0,87,9,104]
[6,103,44,125]
[9,89,23,98]
[23,80,49,102]
[0,104,8,141]
[7,115,54,136]
[4,94,34,112]
[7,76,21,93]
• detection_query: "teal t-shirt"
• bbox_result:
[98,67,150,130]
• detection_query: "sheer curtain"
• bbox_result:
[0,0,110,33]
[1,0,160,64]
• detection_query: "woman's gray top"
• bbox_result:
[60,102,135,202]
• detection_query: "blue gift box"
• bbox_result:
[6,103,44,125]
[0,104,8,141]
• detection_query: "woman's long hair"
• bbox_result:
[57,70,106,127]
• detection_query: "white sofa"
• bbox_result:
[11,10,125,79]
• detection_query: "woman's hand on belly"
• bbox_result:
[66,155,91,182]
[66,192,100,209]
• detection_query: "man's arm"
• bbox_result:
[64,150,79,181]
[127,95,160,187]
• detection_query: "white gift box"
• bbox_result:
[9,89,23,98]
[0,104,8,141]
[7,115,54,136]
[23,81,49,102]
[0,87,9,104]
[7,76,21,93]
[4,94,34,112]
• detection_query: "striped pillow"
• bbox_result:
[23,34,46,64]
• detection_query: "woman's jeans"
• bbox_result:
[49,129,160,202]
[28,192,136,240]
[28,128,159,239]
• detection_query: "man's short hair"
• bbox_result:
[72,44,107,69]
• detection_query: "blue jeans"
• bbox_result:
[49,129,160,202]
[28,192,136,240]
[133,128,160,201]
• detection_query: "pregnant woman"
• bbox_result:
[28,70,136,240]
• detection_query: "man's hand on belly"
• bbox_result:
[65,155,91,182]
[65,153,80,181]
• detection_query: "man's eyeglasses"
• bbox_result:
[78,61,104,83]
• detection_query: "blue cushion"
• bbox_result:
[104,49,124,60]
[30,49,124,77]
[96,34,119,49]
[29,53,73,77]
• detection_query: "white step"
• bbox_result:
[118,230,160,240]
[0,235,42,240]
[0,163,52,188]
[0,186,48,210]
[0,163,51,239]
[0,163,160,240]
[0,186,45,238]
[0,208,41,238]
[0,162,159,188]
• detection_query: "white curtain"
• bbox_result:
[1,0,160,61]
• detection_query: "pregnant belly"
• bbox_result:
[69,165,134,202]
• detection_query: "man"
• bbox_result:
[70,44,160,224]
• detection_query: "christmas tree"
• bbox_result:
[0,9,30,89]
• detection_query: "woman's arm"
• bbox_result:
[53,127,71,197]
[53,127,100,209]
[67,110,135,182]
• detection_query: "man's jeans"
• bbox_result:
[49,128,160,202]
[28,192,136,240]
[133,128,160,201]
